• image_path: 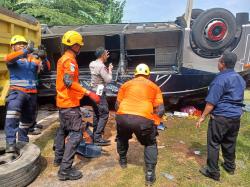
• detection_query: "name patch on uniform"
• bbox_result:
[70,63,75,72]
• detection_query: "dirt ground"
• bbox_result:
[28,96,250,187]
[29,109,147,187]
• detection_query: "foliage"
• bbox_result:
[1,0,126,25]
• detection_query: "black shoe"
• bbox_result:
[58,168,82,181]
[119,158,127,169]
[221,163,235,175]
[199,167,220,181]
[104,139,111,143]
[94,139,111,146]
[35,124,43,129]
[53,160,62,167]
[29,128,41,135]
[5,143,16,153]
[145,164,156,186]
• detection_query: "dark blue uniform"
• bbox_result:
[205,69,246,177]
[4,49,47,145]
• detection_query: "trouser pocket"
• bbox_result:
[60,108,83,132]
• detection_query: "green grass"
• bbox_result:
[86,112,250,187]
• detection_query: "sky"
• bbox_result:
[122,0,250,23]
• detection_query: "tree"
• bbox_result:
[1,0,126,25]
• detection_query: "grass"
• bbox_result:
[34,91,250,187]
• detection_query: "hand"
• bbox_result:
[105,50,110,58]
[88,91,100,104]
[37,49,47,59]
[27,41,35,53]
[108,63,113,72]
[196,116,205,128]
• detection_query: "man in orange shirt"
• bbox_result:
[115,64,165,185]
[54,30,100,181]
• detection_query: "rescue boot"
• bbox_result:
[35,124,43,129]
[5,143,16,153]
[199,166,220,181]
[53,159,62,167]
[145,164,156,186]
[94,138,111,146]
[58,168,82,181]
[221,163,235,175]
[119,157,127,169]
[29,127,41,135]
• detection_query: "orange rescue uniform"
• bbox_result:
[117,76,163,122]
[56,50,87,108]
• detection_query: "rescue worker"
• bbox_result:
[196,51,246,181]
[54,30,100,181]
[4,35,48,153]
[115,64,165,185]
[89,47,113,146]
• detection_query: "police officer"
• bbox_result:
[4,35,48,153]
[196,51,246,181]
[89,47,113,146]
[115,64,165,185]
[54,31,100,181]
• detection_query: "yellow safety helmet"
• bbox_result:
[10,35,27,45]
[135,63,150,76]
[62,30,84,46]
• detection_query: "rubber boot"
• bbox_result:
[145,164,156,186]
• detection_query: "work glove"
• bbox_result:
[27,41,35,53]
[88,91,100,104]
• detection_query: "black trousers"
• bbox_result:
[54,107,83,170]
[92,93,109,141]
[207,115,240,176]
[116,114,158,166]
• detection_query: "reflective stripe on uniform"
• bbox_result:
[19,122,32,129]
[6,110,21,119]
[10,80,37,87]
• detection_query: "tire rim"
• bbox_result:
[0,147,21,165]
[205,19,227,42]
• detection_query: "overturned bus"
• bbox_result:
[39,7,250,107]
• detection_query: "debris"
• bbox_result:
[161,172,174,181]
[162,113,174,120]
[179,140,185,144]
[180,106,202,117]
[157,122,166,131]
[80,107,92,118]
[173,111,189,118]
[158,145,165,149]
[193,150,201,155]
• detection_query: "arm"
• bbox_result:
[4,49,29,65]
[115,85,125,111]
[63,60,87,95]
[196,81,224,128]
[100,66,112,83]
[196,103,214,128]
[63,60,100,103]
[153,87,164,117]
[40,58,51,72]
